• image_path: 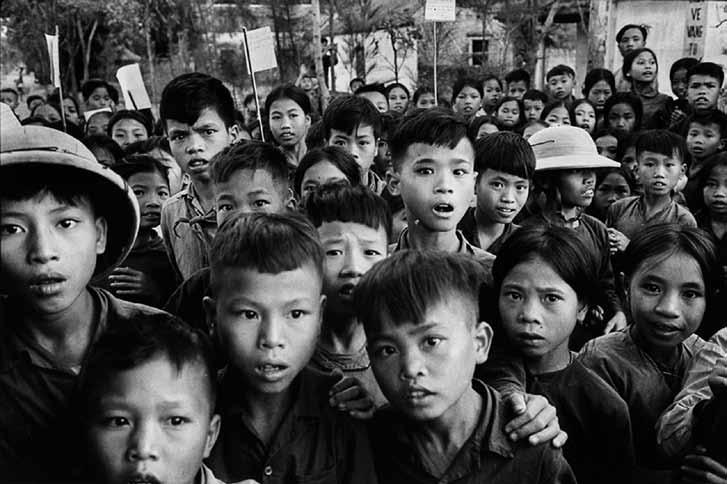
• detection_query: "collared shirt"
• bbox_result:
[457,207,519,255]
[199,463,227,484]
[578,327,707,471]
[367,380,576,484]
[657,327,727,457]
[207,368,377,484]
[607,195,697,241]
[367,170,385,195]
[0,287,166,481]
[161,183,217,282]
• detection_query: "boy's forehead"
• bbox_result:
[91,87,109,96]
[317,219,388,242]
[1,190,93,213]
[689,74,719,85]
[214,264,323,298]
[330,124,375,138]
[165,107,227,131]
[402,139,474,164]
[689,121,720,132]
[369,295,477,339]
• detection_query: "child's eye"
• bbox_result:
[641,283,661,294]
[544,294,562,304]
[373,345,396,358]
[166,416,189,426]
[423,337,442,348]
[133,189,145,197]
[58,219,79,229]
[453,168,469,176]
[416,167,434,175]
[364,249,382,256]
[326,249,343,256]
[503,291,522,301]
[333,140,346,147]
[252,200,270,209]
[682,290,703,300]
[218,204,233,212]
[240,310,258,320]
[290,309,307,319]
[516,185,528,192]
[171,134,186,142]
[204,129,216,136]
[102,416,130,428]
[1,224,23,236]
[490,181,504,189]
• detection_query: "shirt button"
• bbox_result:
[264,466,273,476]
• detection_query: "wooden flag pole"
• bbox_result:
[433,22,438,106]
[242,27,265,142]
[54,25,68,132]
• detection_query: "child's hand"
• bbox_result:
[671,108,687,127]
[328,369,375,420]
[503,392,568,448]
[708,357,727,398]
[607,228,630,253]
[604,311,628,334]
[109,267,156,298]
[680,446,727,484]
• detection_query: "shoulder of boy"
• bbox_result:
[98,286,170,325]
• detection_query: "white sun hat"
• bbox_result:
[528,125,620,172]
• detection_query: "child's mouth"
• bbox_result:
[338,282,357,297]
[432,203,454,216]
[28,274,67,296]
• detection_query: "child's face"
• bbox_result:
[595,134,618,160]
[607,103,636,136]
[523,123,546,140]
[523,99,544,122]
[628,251,706,352]
[476,169,529,224]
[86,113,111,136]
[91,147,116,167]
[392,139,476,233]
[544,106,571,127]
[453,86,482,117]
[496,100,520,128]
[482,80,502,108]
[207,265,324,395]
[87,87,113,110]
[558,169,596,208]
[1,193,107,315]
[574,103,596,133]
[687,75,721,111]
[586,80,612,113]
[476,122,499,139]
[499,257,585,371]
[63,98,80,126]
[593,172,631,216]
[358,91,388,113]
[415,93,436,109]
[703,164,727,216]
[507,81,528,100]
[214,169,290,226]
[166,108,238,184]
[269,98,311,149]
[327,124,378,177]
[129,171,170,230]
[637,150,684,196]
[88,356,219,484]
[627,51,657,83]
[671,68,689,99]
[621,146,638,176]
[319,221,388,319]
[301,161,350,197]
[112,118,149,149]
[686,122,725,160]
[617,28,645,56]
[387,87,409,114]
[367,296,491,422]
[547,75,574,100]
[0,90,18,109]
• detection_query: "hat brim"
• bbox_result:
[535,154,621,171]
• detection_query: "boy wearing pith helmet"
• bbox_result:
[0,125,167,481]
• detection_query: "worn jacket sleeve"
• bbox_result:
[540,448,577,484]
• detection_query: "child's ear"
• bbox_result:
[577,303,589,324]
[681,162,687,175]
[718,138,727,151]
[473,321,494,365]
[285,187,297,211]
[386,170,401,196]
[202,414,221,458]
[95,217,108,255]
[202,296,217,337]
[228,123,241,143]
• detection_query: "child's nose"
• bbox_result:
[127,422,159,462]
[259,317,285,349]
[28,227,60,264]
[399,349,426,381]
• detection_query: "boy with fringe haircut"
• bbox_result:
[203,212,376,483]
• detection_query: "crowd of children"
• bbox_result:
[1,21,727,484]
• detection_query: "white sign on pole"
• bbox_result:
[44,34,61,88]
[243,27,278,73]
[684,0,708,58]
[425,0,456,22]
[116,63,152,110]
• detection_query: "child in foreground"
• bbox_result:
[496,225,635,484]
[579,224,719,481]
[203,212,376,483]
[79,313,224,484]
[354,251,576,483]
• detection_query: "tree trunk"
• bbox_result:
[534,0,561,89]
[144,0,157,103]
[311,0,330,110]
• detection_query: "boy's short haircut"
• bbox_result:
[322,94,382,140]
[616,132,639,160]
[389,107,470,171]
[82,134,126,164]
[603,92,644,130]
[107,109,154,137]
[474,131,535,181]
[635,129,687,163]
[523,89,549,104]
[687,62,725,87]
[113,154,170,186]
[467,115,499,141]
[670,57,700,79]
[79,313,218,417]
[353,250,486,334]
[546,64,576,80]
[354,83,387,98]
[412,86,434,104]
[160,72,235,128]
[209,139,289,188]
[264,84,312,116]
[294,146,361,196]
[451,78,483,103]
[305,119,326,150]
[385,82,411,99]
[505,69,531,87]
[616,24,648,43]
[208,212,325,295]
[303,183,393,240]
[482,74,503,89]
[25,94,45,108]
[81,79,119,104]
[124,135,172,157]
[684,109,727,139]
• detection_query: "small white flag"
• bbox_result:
[425,0,456,22]
[243,27,278,73]
[116,63,152,110]
[45,34,61,88]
